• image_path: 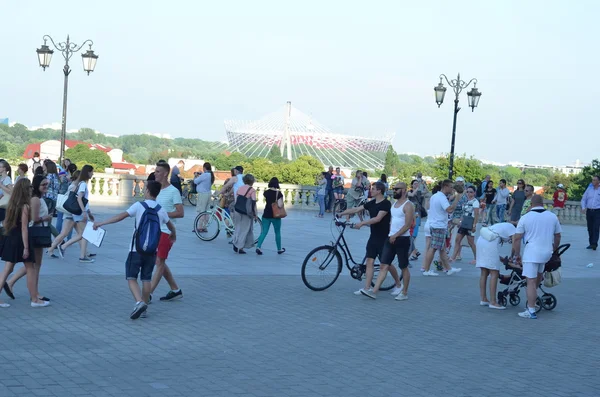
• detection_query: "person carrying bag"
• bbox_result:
[256,177,286,255]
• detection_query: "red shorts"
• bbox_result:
[157,232,174,260]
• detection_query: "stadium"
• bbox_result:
[225,102,393,171]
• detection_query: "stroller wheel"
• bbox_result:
[534,297,543,313]
[498,295,507,307]
[540,293,557,311]
[509,294,520,306]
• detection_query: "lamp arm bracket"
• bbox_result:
[43,35,94,62]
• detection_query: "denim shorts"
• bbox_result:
[125,252,156,282]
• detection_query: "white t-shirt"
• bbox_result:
[390,201,410,237]
[77,181,90,210]
[516,207,562,263]
[126,200,170,252]
[495,187,510,205]
[463,198,480,218]
[156,185,182,234]
[429,191,451,229]
[0,176,12,198]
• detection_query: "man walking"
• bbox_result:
[581,175,600,250]
[361,182,414,300]
[493,179,511,223]
[151,162,184,301]
[512,195,561,319]
[339,182,402,297]
[421,180,463,276]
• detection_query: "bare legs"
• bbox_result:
[480,268,501,306]
[61,221,88,259]
[373,264,409,295]
[7,247,46,299]
[0,262,16,305]
[151,258,179,293]
[49,218,75,255]
[452,233,477,264]
[129,279,152,304]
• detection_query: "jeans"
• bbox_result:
[486,204,497,225]
[256,217,282,250]
[55,212,74,241]
[413,215,421,238]
[496,204,507,223]
[586,209,600,247]
[325,188,334,211]
[317,194,326,216]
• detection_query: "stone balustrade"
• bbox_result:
[52,174,587,225]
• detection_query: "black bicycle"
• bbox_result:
[301,217,401,291]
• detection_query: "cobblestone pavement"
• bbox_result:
[0,206,598,396]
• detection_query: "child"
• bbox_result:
[93,181,176,320]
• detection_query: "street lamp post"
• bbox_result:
[36,35,98,165]
[434,73,481,180]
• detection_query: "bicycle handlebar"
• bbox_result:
[334,215,355,228]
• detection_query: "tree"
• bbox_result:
[280,156,324,185]
[65,144,112,171]
[267,145,286,164]
[543,172,575,200]
[432,153,485,182]
[244,158,276,183]
[570,159,600,200]
[383,146,400,177]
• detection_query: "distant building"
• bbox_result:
[23,140,124,163]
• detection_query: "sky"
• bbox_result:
[0,0,595,166]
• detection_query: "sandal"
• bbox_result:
[3,282,15,300]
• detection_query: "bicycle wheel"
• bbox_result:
[373,260,402,291]
[194,212,220,241]
[188,192,197,206]
[301,246,343,291]
[253,216,263,244]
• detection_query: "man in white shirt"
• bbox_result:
[93,181,176,319]
[422,180,463,276]
[512,195,561,319]
[493,179,511,223]
[151,162,185,301]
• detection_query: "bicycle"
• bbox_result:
[194,198,263,244]
[301,216,401,291]
[181,180,198,206]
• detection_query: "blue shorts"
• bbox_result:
[125,252,156,282]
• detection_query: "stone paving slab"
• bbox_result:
[39,205,600,279]
[0,274,599,396]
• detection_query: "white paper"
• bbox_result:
[83,222,106,248]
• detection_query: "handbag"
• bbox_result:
[63,183,88,215]
[543,269,561,288]
[460,215,475,230]
[29,223,52,248]
[479,226,499,242]
[272,192,287,219]
[0,193,10,209]
[234,188,255,216]
[56,193,69,213]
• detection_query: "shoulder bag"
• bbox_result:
[29,209,52,248]
[460,215,475,230]
[271,191,287,219]
[63,182,88,215]
[234,187,255,216]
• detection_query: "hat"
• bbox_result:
[557,184,564,189]
[235,166,244,173]
[456,177,465,182]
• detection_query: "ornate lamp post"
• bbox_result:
[36,35,98,164]
[434,73,481,180]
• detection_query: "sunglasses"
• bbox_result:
[393,187,404,191]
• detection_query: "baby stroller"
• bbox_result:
[497,244,570,313]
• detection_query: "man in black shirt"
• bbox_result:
[339,182,402,296]
[324,166,334,212]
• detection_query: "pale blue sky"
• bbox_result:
[0,0,595,166]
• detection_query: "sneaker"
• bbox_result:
[31,301,50,308]
[446,267,462,275]
[57,245,65,258]
[390,286,402,296]
[79,257,95,263]
[489,304,506,310]
[140,311,147,319]
[422,270,439,276]
[359,288,376,299]
[518,309,537,319]
[147,294,153,304]
[395,293,408,301]
[354,288,372,296]
[130,301,147,320]
[480,301,490,306]
[159,289,183,301]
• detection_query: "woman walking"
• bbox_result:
[483,181,496,226]
[231,174,257,254]
[55,163,77,237]
[5,175,53,301]
[451,186,479,264]
[0,160,14,225]
[408,179,425,260]
[508,179,526,225]
[194,162,215,232]
[48,171,80,258]
[60,165,96,263]
[256,177,286,255]
[316,172,327,217]
[0,179,49,307]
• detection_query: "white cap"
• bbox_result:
[456,177,465,182]
[557,184,564,188]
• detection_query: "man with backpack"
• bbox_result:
[30,151,42,175]
[93,181,176,319]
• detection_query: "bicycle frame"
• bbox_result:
[204,199,234,234]
[319,224,361,271]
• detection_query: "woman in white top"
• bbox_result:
[61,165,96,263]
[47,171,80,258]
[194,162,215,232]
[0,160,14,225]
[476,222,516,309]
[5,175,54,304]
[451,186,480,264]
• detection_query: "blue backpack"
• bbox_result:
[132,202,162,255]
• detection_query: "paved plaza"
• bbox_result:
[1,204,599,396]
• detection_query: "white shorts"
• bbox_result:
[522,262,544,279]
